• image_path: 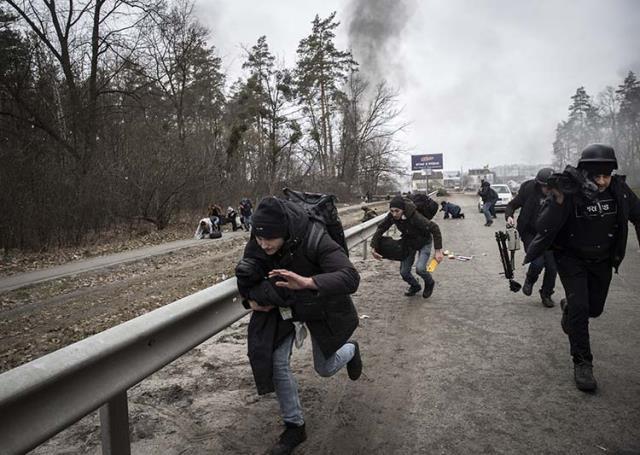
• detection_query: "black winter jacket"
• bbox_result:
[236,200,360,394]
[478,186,499,204]
[525,175,640,272]
[371,200,443,252]
[504,179,546,243]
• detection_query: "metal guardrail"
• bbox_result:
[0,212,388,455]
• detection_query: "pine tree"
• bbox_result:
[615,72,640,179]
[295,12,357,180]
[241,36,300,194]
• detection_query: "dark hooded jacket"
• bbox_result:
[370,199,443,252]
[441,202,462,218]
[478,185,499,204]
[504,179,547,244]
[236,199,360,395]
[525,175,640,272]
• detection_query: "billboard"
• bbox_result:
[411,153,443,171]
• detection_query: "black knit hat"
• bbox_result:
[252,197,289,239]
[389,196,406,210]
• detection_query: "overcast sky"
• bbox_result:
[196,0,640,172]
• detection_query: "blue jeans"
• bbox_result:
[272,333,355,426]
[482,201,496,223]
[523,237,557,297]
[400,242,434,288]
[242,214,251,230]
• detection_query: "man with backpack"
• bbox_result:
[235,196,362,454]
[370,196,444,299]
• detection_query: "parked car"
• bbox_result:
[477,184,514,212]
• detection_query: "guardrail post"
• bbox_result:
[362,239,368,259]
[100,391,131,455]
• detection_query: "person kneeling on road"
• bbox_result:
[526,144,640,392]
[370,196,444,299]
[440,200,465,219]
[505,167,557,308]
[235,196,362,455]
[194,218,214,239]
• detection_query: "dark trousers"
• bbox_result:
[523,236,557,297]
[555,254,612,362]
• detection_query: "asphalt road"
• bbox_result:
[31,194,640,454]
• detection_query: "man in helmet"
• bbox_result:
[505,168,557,308]
[525,144,640,392]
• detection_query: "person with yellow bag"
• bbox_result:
[371,196,444,299]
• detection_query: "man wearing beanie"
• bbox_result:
[235,196,361,454]
[370,195,444,298]
[525,144,640,392]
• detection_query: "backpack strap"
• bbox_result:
[305,222,324,263]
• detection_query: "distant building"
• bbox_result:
[442,170,462,190]
[491,164,553,184]
[465,168,494,190]
[411,171,443,192]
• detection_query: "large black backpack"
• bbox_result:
[408,193,439,220]
[283,188,349,256]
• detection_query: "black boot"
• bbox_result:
[422,280,435,299]
[347,341,362,380]
[404,284,421,296]
[271,423,307,455]
[574,358,597,392]
[560,298,569,334]
[522,279,533,296]
[540,292,555,308]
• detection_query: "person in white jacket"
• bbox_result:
[194,218,214,239]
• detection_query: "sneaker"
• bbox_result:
[574,359,597,392]
[484,221,493,227]
[422,280,435,299]
[271,423,307,455]
[347,341,362,380]
[404,284,421,296]
[540,294,555,308]
[522,280,533,296]
[560,298,569,334]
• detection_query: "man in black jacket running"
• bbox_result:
[236,197,362,454]
[505,168,557,307]
[478,181,499,226]
[526,145,640,392]
[371,196,444,299]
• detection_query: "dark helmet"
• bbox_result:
[535,168,554,185]
[577,144,618,169]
